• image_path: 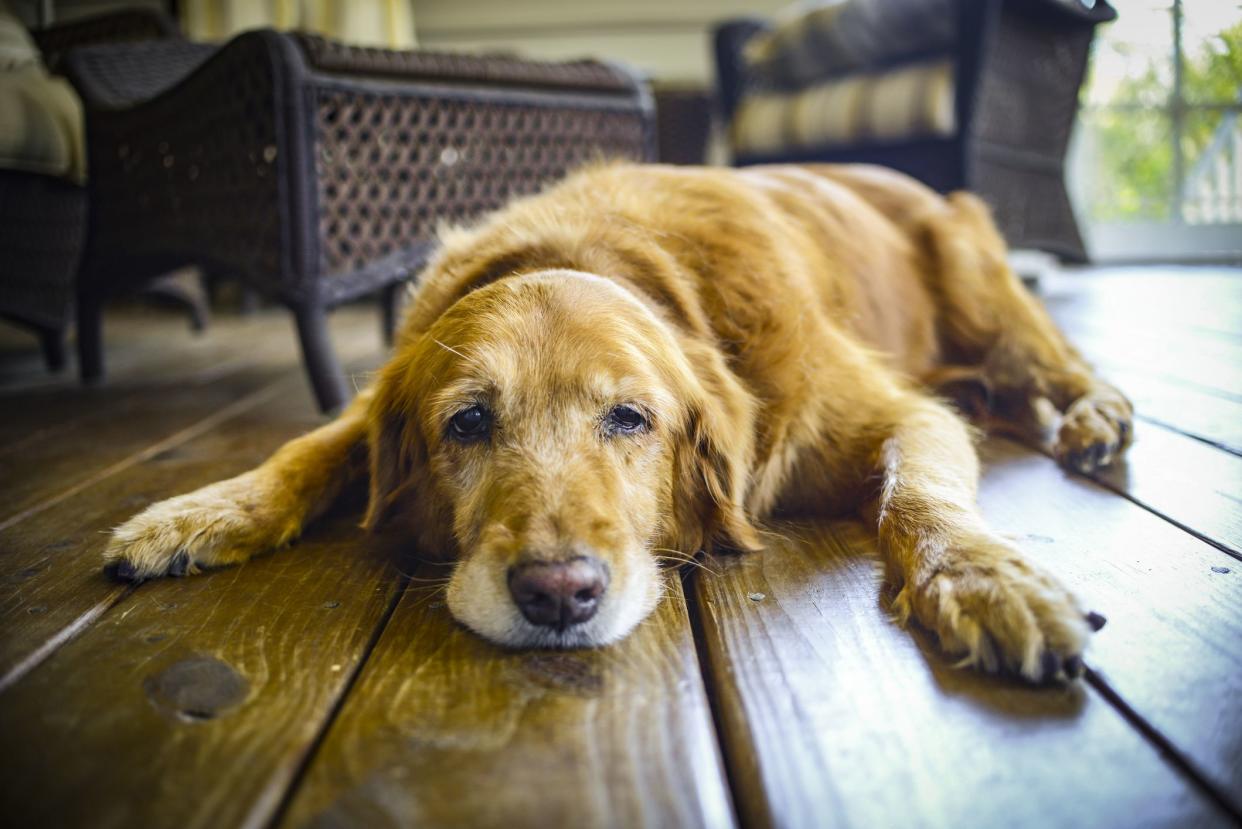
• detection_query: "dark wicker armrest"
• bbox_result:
[1007,0,1117,25]
[65,39,218,110]
[292,33,644,95]
[713,19,771,122]
[31,9,179,73]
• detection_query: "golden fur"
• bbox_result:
[106,163,1132,680]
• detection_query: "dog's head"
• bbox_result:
[365,270,759,647]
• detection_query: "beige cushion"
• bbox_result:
[733,58,955,155]
[0,1,85,182]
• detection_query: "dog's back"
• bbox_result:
[413,162,967,385]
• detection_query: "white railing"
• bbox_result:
[1182,105,1242,224]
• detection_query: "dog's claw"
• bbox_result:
[168,550,191,577]
[107,559,143,584]
[1085,611,1107,632]
[1065,655,1084,679]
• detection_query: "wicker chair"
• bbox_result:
[65,31,654,411]
[0,9,177,371]
[715,0,1116,262]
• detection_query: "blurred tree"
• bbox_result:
[1085,20,1241,222]
[1184,21,1242,103]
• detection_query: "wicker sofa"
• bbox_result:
[0,8,176,370]
[715,0,1116,262]
[64,31,654,411]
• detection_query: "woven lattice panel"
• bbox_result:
[32,10,177,73]
[0,171,84,329]
[68,39,215,109]
[973,6,1094,161]
[313,88,650,275]
[975,155,1085,260]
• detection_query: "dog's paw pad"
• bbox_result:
[907,539,1094,683]
[102,472,282,583]
[1055,396,1133,473]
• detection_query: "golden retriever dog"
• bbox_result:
[104,163,1130,682]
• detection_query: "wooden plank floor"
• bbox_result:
[1,270,1239,828]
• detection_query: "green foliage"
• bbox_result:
[1086,109,1173,220]
[1183,21,1242,104]
[1084,19,1241,222]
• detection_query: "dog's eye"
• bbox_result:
[605,404,648,435]
[449,405,491,441]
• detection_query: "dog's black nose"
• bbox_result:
[507,556,609,631]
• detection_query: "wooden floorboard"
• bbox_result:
[1081,420,1242,558]
[1096,365,1242,456]
[0,305,399,827]
[1070,330,1242,406]
[688,521,1232,829]
[1046,268,1242,345]
[0,378,312,688]
[0,306,380,448]
[0,515,404,829]
[0,378,289,529]
[1041,269,1242,555]
[277,567,735,828]
[979,439,1242,813]
[1044,270,1242,405]
[0,311,383,688]
[0,309,272,398]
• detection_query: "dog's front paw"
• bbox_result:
[104,472,298,582]
[894,536,1098,683]
[1054,392,1133,473]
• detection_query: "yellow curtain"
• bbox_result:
[181,0,416,48]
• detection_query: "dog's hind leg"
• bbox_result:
[925,193,1133,472]
[104,389,373,581]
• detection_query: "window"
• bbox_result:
[1070,0,1242,261]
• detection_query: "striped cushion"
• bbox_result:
[732,58,955,155]
[0,2,85,182]
[744,0,957,88]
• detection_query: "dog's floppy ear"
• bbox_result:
[673,339,763,554]
[362,364,425,532]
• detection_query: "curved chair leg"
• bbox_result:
[39,326,67,372]
[294,305,349,414]
[77,289,105,384]
[147,270,212,333]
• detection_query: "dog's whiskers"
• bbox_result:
[401,582,448,594]
[652,547,719,576]
[395,566,453,585]
[404,575,452,585]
